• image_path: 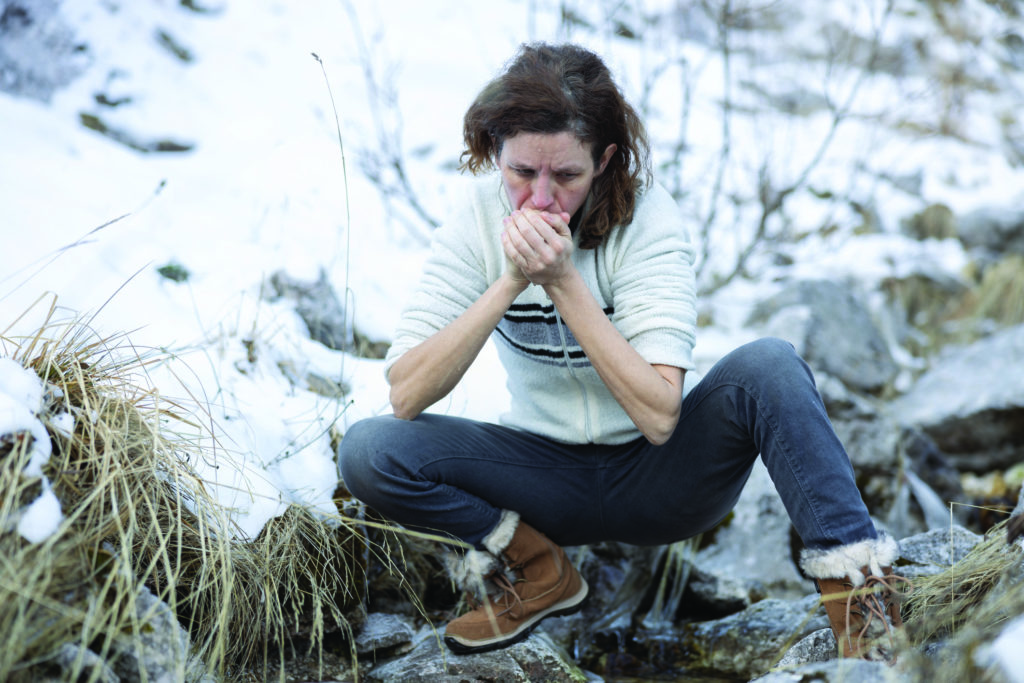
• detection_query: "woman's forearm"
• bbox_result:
[387,274,529,420]
[543,269,685,444]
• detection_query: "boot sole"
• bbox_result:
[444,577,590,655]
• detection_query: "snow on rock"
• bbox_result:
[0,357,65,542]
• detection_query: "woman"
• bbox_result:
[339,42,907,660]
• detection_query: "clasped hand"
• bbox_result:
[501,209,574,286]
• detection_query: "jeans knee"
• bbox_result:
[724,337,813,391]
[337,417,391,502]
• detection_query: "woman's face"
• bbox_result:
[498,131,616,219]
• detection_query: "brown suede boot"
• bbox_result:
[801,533,912,661]
[816,566,911,660]
[444,518,588,654]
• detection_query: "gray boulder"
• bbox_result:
[680,594,830,678]
[109,585,211,683]
[747,280,898,394]
[773,627,836,669]
[363,629,587,683]
[896,525,983,578]
[886,324,1024,471]
[355,613,416,657]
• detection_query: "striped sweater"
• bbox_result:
[384,175,697,445]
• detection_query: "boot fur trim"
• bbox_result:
[443,510,521,592]
[800,532,900,586]
[444,547,502,592]
[482,509,520,557]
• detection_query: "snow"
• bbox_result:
[0,357,63,540]
[984,614,1024,683]
[1,0,1022,556]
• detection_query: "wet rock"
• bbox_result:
[747,280,898,394]
[680,594,829,678]
[752,657,898,682]
[540,542,657,653]
[683,564,764,619]
[355,613,416,657]
[364,629,587,683]
[887,324,1024,472]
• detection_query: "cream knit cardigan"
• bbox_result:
[384,175,697,445]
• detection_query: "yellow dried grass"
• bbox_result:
[898,519,1024,681]
[0,300,377,681]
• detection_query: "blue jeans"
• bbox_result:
[338,338,876,551]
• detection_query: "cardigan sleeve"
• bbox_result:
[604,182,698,371]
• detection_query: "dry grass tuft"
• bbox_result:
[899,520,1024,681]
[0,301,377,681]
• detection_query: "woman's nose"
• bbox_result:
[531,174,555,209]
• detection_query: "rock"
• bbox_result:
[691,460,813,605]
[752,657,899,682]
[897,526,983,571]
[0,0,90,102]
[886,324,1024,472]
[54,643,119,683]
[774,627,836,668]
[958,205,1024,257]
[539,542,658,650]
[680,594,830,678]
[831,414,902,474]
[355,613,416,657]
[364,629,587,683]
[269,269,352,352]
[747,280,898,394]
[108,585,212,683]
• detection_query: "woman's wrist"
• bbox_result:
[499,270,531,298]
[539,266,583,302]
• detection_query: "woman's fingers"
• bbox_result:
[502,210,575,285]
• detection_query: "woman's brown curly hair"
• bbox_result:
[460,43,651,250]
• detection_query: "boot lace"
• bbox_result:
[844,572,913,659]
[461,572,526,619]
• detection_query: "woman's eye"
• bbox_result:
[557,173,579,181]
[514,168,534,177]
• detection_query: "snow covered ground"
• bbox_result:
[2,0,1022,543]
